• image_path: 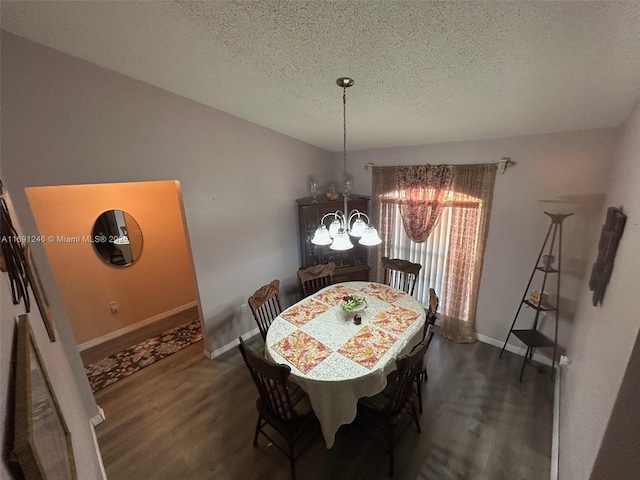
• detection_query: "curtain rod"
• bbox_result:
[364,158,513,174]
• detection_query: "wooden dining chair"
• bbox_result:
[427,288,439,327]
[357,337,428,477]
[297,262,335,297]
[416,288,439,413]
[238,338,317,480]
[421,287,439,349]
[248,279,282,341]
[381,257,422,297]
[415,323,434,414]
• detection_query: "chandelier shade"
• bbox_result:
[330,231,354,251]
[310,77,382,251]
[359,226,383,246]
[350,217,367,237]
[311,225,332,245]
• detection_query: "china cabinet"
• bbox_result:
[296,195,371,283]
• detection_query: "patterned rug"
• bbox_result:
[85,319,202,392]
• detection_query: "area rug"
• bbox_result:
[85,319,202,392]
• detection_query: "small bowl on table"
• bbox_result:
[340,294,367,324]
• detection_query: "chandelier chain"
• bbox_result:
[343,87,347,182]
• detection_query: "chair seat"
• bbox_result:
[256,396,316,435]
[359,377,417,420]
[288,382,314,416]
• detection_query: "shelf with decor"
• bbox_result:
[499,212,573,381]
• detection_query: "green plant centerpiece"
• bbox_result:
[340,294,367,312]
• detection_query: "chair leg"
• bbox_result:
[387,425,394,477]
[412,403,421,433]
[253,414,262,446]
[416,376,423,414]
[288,437,296,480]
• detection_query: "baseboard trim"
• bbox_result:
[90,405,106,426]
[89,418,108,480]
[78,301,198,351]
[551,366,562,480]
[203,327,261,360]
[476,332,553,367]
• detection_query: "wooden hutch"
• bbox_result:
[296,195,372,283]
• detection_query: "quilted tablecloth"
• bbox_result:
[266,281,425,448]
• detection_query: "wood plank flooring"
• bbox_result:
[94,331,553,480]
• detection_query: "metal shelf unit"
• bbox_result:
[500,212,572,381]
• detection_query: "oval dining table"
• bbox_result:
[265,281,426,448]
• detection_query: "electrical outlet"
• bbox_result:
[241,304,247,314]
[110,301,119,314]
[559,355,571,367]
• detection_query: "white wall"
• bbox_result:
[559,100,640,479]
[332,129,617,357]
[1,32,332,360]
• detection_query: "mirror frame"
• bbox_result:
[91,209,143,267]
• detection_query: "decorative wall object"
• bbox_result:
[91,209,143,267]
[13,314,77,479]
[1,196,30,309]
[589,206,627,306]
[25,244,55,341]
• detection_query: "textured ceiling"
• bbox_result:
[2,1,640,151]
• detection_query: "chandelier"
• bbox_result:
[311,77,382,251]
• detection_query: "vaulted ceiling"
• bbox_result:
[2,1,640,151]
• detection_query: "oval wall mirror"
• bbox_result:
[92,210,143,267]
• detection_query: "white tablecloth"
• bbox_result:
[265,281,425,448]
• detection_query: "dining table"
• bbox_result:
[265,281,426,448]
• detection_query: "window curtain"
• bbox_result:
[396,165,453,242]
[371,164,497,343]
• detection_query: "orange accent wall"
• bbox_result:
[26,181,197,344]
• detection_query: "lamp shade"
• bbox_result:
[350,217,367,237]
[328,218,342,238]
[311,225,332,245]
[330,231,354,250]
[358,226,382,246]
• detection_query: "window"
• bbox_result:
[381,188,481,307]
[373,164,497,342]
[387,204,451,306]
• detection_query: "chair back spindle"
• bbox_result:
[238,338,316,480]
[239,338,298,421]
[381,257,422,297]
[297,263,336,298]
[249,279,282,341]
[385,339,428,413]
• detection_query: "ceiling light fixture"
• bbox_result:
[311,77,382,251]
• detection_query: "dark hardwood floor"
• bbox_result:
[94,331,553,480]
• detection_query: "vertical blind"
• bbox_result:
[388,204,451,307]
